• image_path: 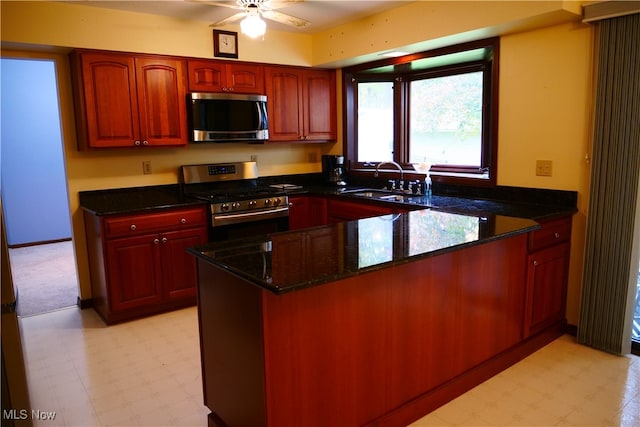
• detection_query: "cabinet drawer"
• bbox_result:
[104,207,207,238]
[528,216,571,252]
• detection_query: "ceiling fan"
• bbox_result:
[191,0,310,38]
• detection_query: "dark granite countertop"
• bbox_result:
[79,185,206,215]
[79,178,575,294]
[188,210,540,294]
[78,176,578,224]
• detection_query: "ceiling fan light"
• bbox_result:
[241,14,266,38]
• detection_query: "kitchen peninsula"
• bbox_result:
[188,208,569,427]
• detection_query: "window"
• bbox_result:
[344,38,499,187]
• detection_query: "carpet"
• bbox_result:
[8,241,79,317]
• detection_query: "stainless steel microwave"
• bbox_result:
[187,93,268,143]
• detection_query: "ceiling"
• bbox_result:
[69,0,414,34]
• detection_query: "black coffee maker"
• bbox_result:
[322,155,347,186]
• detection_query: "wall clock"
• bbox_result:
[213,30,238,59]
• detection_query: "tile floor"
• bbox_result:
[20,306,640,427]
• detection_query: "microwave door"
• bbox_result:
[256,101,266,131]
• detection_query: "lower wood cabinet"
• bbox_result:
[326,198,407,223]
[84,206,208,324]
[524,216,572,336]
[289,196,408,230]
[288,196,327,230]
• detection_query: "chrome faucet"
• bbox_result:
[374,161,404,182]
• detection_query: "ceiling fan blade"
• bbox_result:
[262,10,310,28]
[262,0,305,11]
[209,11,246,26]
[187,0,242,10]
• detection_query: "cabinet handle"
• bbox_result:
[142,140,149,145]
[288,202,294,208]
[180,218,187,224]
[554,232,560,239]
[533,260,538,266]
[162,237,168,243]
[134,140,141,146]
[130,224,137,231]
[153,238,160,244]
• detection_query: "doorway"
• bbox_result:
[0,57,78,316]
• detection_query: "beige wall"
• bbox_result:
[1,1,592,325]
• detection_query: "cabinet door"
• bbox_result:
[135,57,188,146]
[524,242,570,336]
[160,227,208,300]
[308,197,328,227]
[74,52,140,148]
[187,59,226,92]
[288,196,311,230]
[327,199,396,224]
[289,196,328,229]
[106,234,164,311]
[226,63,265,94]
[188,60,264,93]
[265,66,304,142]
[303,69,336,141]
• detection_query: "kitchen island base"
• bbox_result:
[195,231,566,427]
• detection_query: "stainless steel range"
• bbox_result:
[181,162,289,240]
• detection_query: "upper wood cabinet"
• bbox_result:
[264,66,337,143]
[187,59,264,94]
[70,50,188,149]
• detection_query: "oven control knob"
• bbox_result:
[249,200,257,208]
[273,198,281,206]
[232,202,240,209]
[264,199,272,206]
[221,203,230,211]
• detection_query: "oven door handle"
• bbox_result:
[212,207,289,227]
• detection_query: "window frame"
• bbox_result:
[343,37,500,187]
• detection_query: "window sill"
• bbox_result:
[349,168,494,188]
[350,168,490,180]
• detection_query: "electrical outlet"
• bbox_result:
[251,155,258,163]
[535,160,552,177]
[142,160,152,175]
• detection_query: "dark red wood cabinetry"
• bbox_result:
[187,59,264,93]
[196,232,536,427]
[84,206,207,324]
[289,196,409,229]
[287,195,328,229]
[524,216,572,336]
[264,66,336,142]
[70,50,188,149]
[326,198,407,223]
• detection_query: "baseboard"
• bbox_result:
[8,237,72,249]
[565,323,577,336]
[77,296,93,309]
